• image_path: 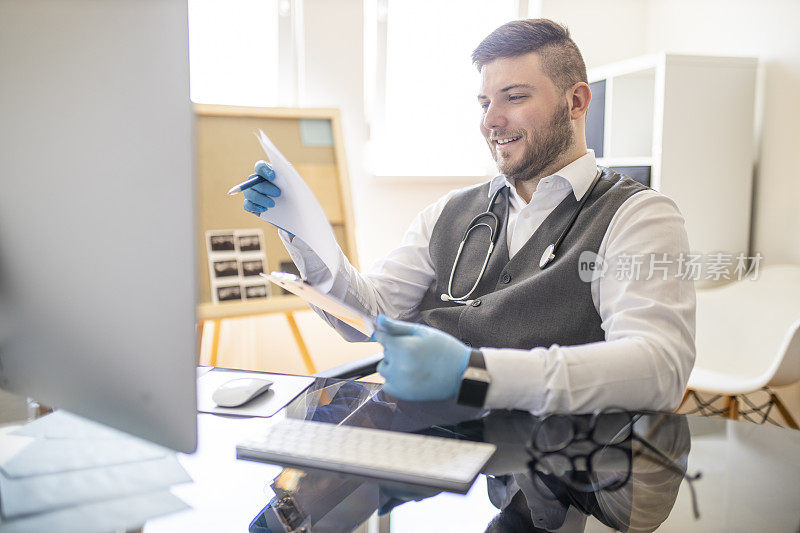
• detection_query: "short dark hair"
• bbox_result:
[472,19,587,91]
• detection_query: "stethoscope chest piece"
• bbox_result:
[537,169,602,270]
[539,243,555,269]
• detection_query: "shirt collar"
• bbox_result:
[488,150,598,201]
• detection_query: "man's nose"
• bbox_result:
[482,102,507,130]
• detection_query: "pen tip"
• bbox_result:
[227,186,239,195]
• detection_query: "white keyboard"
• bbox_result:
[236,418,496,493]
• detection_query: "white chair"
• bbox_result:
[678,265,800,428]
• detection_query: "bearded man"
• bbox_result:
[243,19,695,414]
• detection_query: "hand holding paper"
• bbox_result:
[241,160,280,212]
[262,272,376,336]
[241,160,296,239]
[241,131,342,282]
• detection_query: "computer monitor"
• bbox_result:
[0,0,197,452]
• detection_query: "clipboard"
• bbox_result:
[261,272,375,335]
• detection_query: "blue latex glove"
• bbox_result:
[242,160,294,238]
[242,160,280,215]
[371,315,470,402]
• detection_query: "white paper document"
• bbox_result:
[255,130,341,287]
[11,410,130,440]
[3,410,172,477]
[263,272,376,335]
[1,436,170,478]
[0,454,190,519]
[0,411,191,524]
[0,427,32,467]
[0,490,188,533]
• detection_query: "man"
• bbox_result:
[243,19,695,414]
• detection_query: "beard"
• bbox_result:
[490,101,574,182]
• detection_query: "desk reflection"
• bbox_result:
[248,379,694,533]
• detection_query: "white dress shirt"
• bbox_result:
[281,150,696,414]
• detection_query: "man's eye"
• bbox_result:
[508,95,527,101]
[480,102,490,111]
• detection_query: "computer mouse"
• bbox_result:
[212,377,273,407]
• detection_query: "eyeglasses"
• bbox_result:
[527,408,702,519]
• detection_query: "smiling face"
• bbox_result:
[478,52,577,183]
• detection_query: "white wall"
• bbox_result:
[540,0,650,67]
[644,0,800,266]
[300,0,368,261]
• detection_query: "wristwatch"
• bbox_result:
[457,349,491,408]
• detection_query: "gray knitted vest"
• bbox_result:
[414,167,647,350]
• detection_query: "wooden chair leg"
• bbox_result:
[723,395,739,419]
[770,392,799,429]
[676,389,691,412]
[729,396,739,420]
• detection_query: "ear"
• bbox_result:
[568,82,591,120]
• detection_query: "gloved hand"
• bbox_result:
[371,315,470,402]
[242,160,281,216]
[242,160,295,238]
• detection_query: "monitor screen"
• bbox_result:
[0,0,197,452]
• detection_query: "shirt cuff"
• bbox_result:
[278,230,335,293]
[481,346,549,412]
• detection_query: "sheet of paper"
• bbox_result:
[197,369,314,418]
[0,454,191,519]
[1,436,170,478]
[3,410,174,478]
[0,426,29,459]
[255,131,342,290]
[11,410,129,440]
[0,490,188,533]
[263,272,376,335]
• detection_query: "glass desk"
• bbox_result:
[147,376,800,532]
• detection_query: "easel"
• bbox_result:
[197,298,316,373]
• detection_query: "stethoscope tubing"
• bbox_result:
[441,169,603,305]
[441,186,507,305]
[539,169,602,268]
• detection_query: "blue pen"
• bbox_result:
[227,166,272,195]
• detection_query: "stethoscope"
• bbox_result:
[440,169,603,305]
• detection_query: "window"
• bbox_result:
[366,0,528,178]
[188,0,302,107]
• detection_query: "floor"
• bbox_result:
[198,309,382,376]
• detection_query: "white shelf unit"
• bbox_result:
[587,53,758,257]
